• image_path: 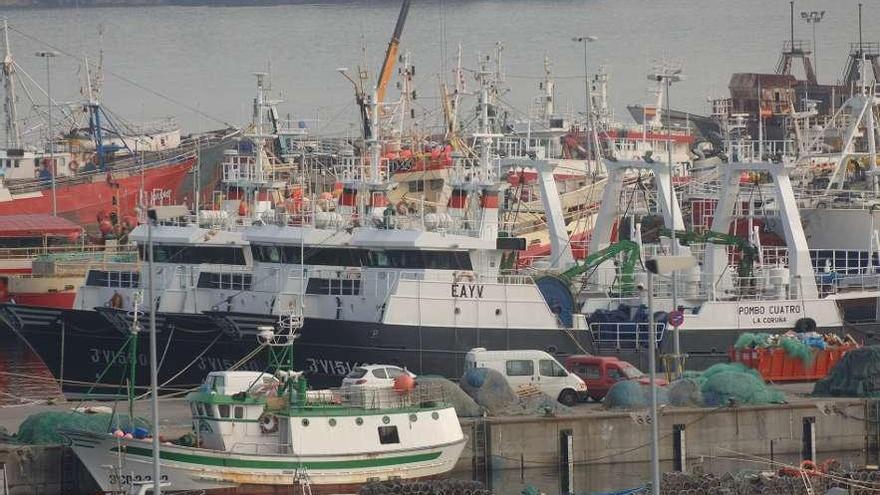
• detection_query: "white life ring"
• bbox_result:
[259,413,278,434]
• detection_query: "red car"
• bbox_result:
[563,355,667,402]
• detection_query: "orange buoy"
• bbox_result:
[393,374,415,394]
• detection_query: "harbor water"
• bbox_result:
[3,0,878,134]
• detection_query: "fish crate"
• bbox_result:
[729,344,859,382]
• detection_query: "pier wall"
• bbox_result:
[457,399,867,474]
[0,443,98,494]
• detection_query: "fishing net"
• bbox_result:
[415,375,484,417]
[700,363,785,406]
[813,346,880,397]
[460,368,517,415]
[17,411,149,445]
[667,378,704,407]
[779,336,813,365]
[735,331,827,365]
[459,368,573,416]
[604,381,669,409]
[734,332,772,349]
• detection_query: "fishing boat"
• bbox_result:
[0,20,236,230]
[63,322,466,493]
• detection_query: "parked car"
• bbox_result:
[464,348,587,406]
[341,365,415,389]
[563,355,667,401]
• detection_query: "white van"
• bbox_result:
[464,348,587,406]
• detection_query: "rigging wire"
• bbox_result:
[6,24,234,128]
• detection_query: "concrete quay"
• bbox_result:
[0,388,874,494]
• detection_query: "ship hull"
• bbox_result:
[0,304,593,393]
[63,429,466,494]
[0,159,193,227]
[3,301,875,395]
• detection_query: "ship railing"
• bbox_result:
[0,242,135,261]
[796,188,880,210]
[332,156,390,183]
[4,147,199,195]
[588,322,666,350]
[448,156,502,186]
[299,382,449,411]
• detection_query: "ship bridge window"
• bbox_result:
[85,270,140,288]
[378,425,400,445]
[251,245,282,263]
[142,244,246,265]
[252,245,370,267]
[367,250,472,270]
[301,248,370,266]
[218,405,230,418]
[306,278,361,296]
[197,272,253,291]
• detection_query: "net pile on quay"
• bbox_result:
[660,463,880,495]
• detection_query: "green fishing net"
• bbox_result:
[813,346,880,397]
[17,411,148,445]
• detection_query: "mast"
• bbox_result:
[2,19,20,149]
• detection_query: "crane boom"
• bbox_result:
[660,228,758,279]
[560,239,641,293]
[376,0,411,106]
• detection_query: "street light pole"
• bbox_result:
[573,36,598,163]
[801,10,825,82]
[36,50,57,216]
[649,67,685,377]
[645,255,697,495]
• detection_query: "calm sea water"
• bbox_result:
[4,0,878,138]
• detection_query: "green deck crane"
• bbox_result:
[559,238,642,294]
[659,228,758,279]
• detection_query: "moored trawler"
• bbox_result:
[64,323,466,494]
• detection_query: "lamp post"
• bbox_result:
[644,255,697,495]
[648,67,686,378]
[35,50,57,216]
[572,36,598,162]
[144,205,187,495]
[801,10,825,82]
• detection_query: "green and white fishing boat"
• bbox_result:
[63,322,467,494]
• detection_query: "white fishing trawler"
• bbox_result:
[63,319,466,493]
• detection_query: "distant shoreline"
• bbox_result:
[1,0,368,8]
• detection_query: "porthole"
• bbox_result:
[301,418,310,427]
[382,416,390,424]
[356,417,364,426]
[495,308,502,316]
[431,412,439,420]
[329,418,337,427]
[409,414,418,422]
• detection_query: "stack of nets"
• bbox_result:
[16,411,148,445]
[459,368,573,416]
[606,363,784,409]
[699,363,785,406]
[358,479,490,495]
[415,376,484,417]
[735,332,814,365]
[604,380,669,409]
[813,346,880,397]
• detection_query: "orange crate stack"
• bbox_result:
[729,344,858,382]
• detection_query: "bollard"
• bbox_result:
[559,429,574,495]
[672,424,686,472]
[802,416,816,462]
